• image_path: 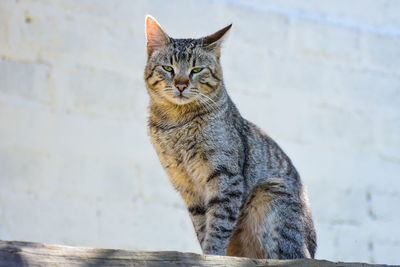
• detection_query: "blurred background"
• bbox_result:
[0,0,399,264]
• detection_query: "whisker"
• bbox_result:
[196,93,219,113]
[199,92,218,106]
[191,88,220,112]
[160,86,220,113]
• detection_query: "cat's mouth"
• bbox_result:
[174,94,188,101]
[171,94,193,105]
[164,88,194,105]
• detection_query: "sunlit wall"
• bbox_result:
[0,0,399,264]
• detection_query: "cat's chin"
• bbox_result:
[168,95,194,105]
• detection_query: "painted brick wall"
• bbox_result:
[0,0,399,264]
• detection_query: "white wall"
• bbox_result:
[0,0,399,264]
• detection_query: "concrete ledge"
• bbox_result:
[0,240,396,267]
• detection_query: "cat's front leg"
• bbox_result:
[202,167,244,255]
[181,191,207,246]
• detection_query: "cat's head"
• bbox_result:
[144,15,231,107]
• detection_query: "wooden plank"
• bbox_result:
[0,240,396,267]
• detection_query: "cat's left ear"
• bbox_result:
[145,15,171,56]
[202,24,232,58]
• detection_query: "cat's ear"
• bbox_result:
[202,24,232,58]
[145,15,170,56]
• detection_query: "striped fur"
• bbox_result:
[144,16,316,259]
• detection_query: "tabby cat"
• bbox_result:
[144,15,316,259]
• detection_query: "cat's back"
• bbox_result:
[238,117,302,190]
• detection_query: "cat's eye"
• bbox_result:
[162,65,173,72]
[191,67,203,73]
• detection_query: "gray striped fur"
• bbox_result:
[144,16,316,259]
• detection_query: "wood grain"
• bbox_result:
[0,240,396,267]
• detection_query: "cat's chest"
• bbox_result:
[151,123,203,156]
[149,123,212,190]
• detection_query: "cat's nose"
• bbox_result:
[175,83,188,92]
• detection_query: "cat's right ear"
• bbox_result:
[145,15,170,56]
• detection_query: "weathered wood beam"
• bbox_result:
[0,240,396,267]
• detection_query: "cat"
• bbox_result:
[144,15,316,259]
